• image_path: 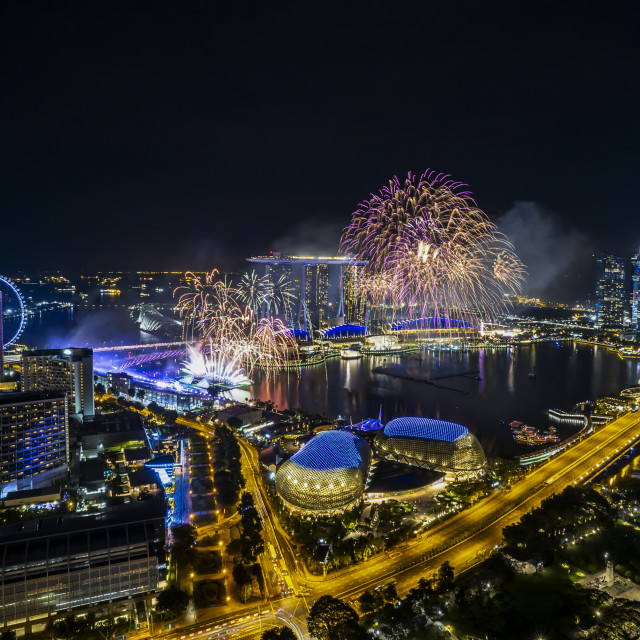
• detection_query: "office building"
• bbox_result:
[632,248,640,330]
[0,391,69,497]
[595,253,625,329]
[0,500,166,628]
[21,348,94,418]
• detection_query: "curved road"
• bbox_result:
[170,410,640,636]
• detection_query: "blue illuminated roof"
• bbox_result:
[320,324,368,338]
[290,430,367,471]
[383,417,468,442]
[287,328,311,340]
[391,317,472,331]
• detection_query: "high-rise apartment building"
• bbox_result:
[21,348,94,418]
[595,253,625,328]
[631,248,640,330]
[0,391,69,497]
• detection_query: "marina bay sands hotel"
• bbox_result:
[247,254,367,332]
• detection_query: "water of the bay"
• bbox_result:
[247,342,640,457]
[17,307,640,457]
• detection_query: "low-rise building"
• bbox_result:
[2,486,62,508]
[218,404,262,426]
[124,446,151,468]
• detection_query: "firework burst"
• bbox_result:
[340,170,525,325]
[265,273,297,321]
[237,270,268,315]
[175,270,298,384]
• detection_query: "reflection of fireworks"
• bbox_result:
[175,271,298,384]
[340,170,525,324]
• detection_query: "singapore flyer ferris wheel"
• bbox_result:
[0,275,26,348]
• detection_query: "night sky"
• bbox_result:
[3,2,639,288]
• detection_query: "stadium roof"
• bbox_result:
[382,417,468,443]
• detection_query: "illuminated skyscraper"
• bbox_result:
[595,253,625,329]
[342,264,365,325]
[631,248,640,330]
[247,254,367,333]
[21,348,94,418]
[0,391,69,497]
[304,263,329,329]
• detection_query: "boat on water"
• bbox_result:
[340,349,362,360]
[509,420,559,445]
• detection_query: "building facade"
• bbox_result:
[21,348,94,418]
[631,248,640,330]
[275,430,372,516]
[0,501,165,627]
[595,253,625,329]
[246,255,368,333]
[375,417,486,478]
[0,391,69,498]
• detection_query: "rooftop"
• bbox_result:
[0,390,67,406]
[289,429,367,472]
[382,417,469,442]
[247,254,367,265]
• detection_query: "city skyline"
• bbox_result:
[3,4,640,640]
[2,3,639,282]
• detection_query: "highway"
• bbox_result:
[167,410,640,638]
[310,410,640,599]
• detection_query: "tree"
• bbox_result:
[227,416,242,430]
[1,631,17,640]
[95,383,106,395]
[232,563,252,586]
[163,409,178,424]
[307,595,360,640]
[253,562,266,596]
[128,388,136,399]
[381,582,398,604]
[171,524,197,575]
[589,599,640,639]
[226,538,245,559]
[92,614,129,640]
[356,590,378,614]
[147,401,161,415]
[52,616,86,640]
[436,561,455,593]
[261,627,297,640]
[156,587,190,619]
[136,388,145,401]
[239,580,253,603]
[490,456,522,485]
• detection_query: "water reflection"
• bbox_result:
[251,343,640,457]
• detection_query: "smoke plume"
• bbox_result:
[271,216,343,256]
[497,201,593,302]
